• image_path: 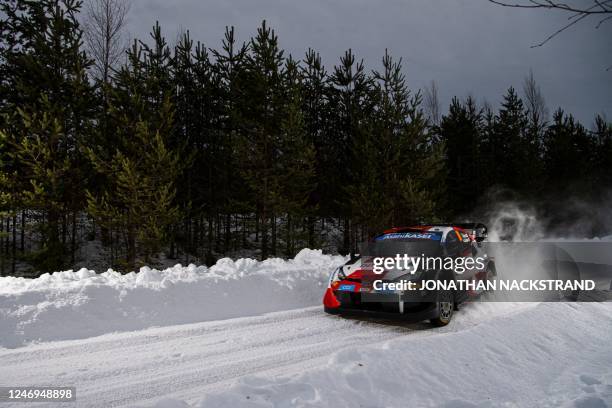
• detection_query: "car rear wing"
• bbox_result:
[453,223,488,242]
[417,222,488,242]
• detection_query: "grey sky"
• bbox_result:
[128,0,611,125]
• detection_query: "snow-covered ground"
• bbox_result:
[0,247,611,408]
[188,302,612,408]
[0,249,345,348]
[1,301,609,408]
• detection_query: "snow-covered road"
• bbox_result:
[0,301,541,408]
[0,308,367,405]
[1,250,610,407]
[0,307,416,407]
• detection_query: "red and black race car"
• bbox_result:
[323,223,495,326]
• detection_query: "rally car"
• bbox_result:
[323,223,495,326]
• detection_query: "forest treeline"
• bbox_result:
[1,0,611,274]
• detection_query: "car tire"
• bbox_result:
[430,290,454,327]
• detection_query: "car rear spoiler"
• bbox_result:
[453,223,488,242]
[389,223,489,242]
[415,223,488,242]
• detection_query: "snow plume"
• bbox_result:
[481,192,612,298]
[481,187,612,241]
[486,200,543,242]
[0,249,346,348]
[544,189,612,240]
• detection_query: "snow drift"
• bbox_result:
[0,249,345,348]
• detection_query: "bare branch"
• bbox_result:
[523,70,548,131]
[423,80,441,126]
[84,0,132,84]
[596,14,612,27]
[488,0,611,69]
[488,0,612,14]
[530,12,589,47]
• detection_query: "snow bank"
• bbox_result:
[0,249,345,348]
[156,302,612,408]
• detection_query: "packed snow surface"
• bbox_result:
[0,302,609,408]
[0,249,345,348]
[186,302,612,408]
[0,247,610,408]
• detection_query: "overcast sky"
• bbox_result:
[127,0,611,125]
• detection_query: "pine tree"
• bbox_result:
[372,50,443,227]
[235,21,285,259]
[86,24,183,270]
[211,27,248,257]
[0,0,95,272]
[279,59,316,256]
[438,96,483,215]
[492,87,528,191]
[11,105,73,270]
[300,48,329,247]
[0,129,16,275]
[87,97,181,270]
[479,102,498,192]
[172,31,199,260]
[592,115,612,191]
[329,49,375,253]
[0,131,11,213]
[543,109,594,195]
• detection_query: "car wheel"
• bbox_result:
[430,290,454,327]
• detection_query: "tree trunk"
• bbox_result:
[207,215,213,258]
[0,217,4,276]
[224,213,231,254]
[61,213,67,249]
[47,208,62,272]
[215,212,221,252]
[184,217,191,264]
[285,214,292,256]
[20,210,25,252]
[127,226,136,271]
[271,213,276,256]
[71,211,77,265]
[11,213,16,275]
[260,211,268,260]
[342,217,350,256]
[5,218,9,257]
[169,224,176,259]
[109,226,114,267]
[307,216,315,248]
[255,210,260,243]
[242,214,247,248]
[193,216,199,260]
